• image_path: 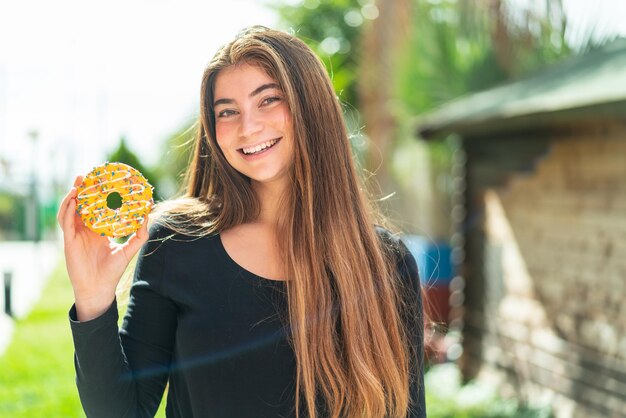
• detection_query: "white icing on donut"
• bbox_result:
[76,162,153,237]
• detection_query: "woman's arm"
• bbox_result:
[68,223,177,418]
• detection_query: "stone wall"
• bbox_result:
[460,123,626,418]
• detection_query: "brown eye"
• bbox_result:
[217,109,237,118]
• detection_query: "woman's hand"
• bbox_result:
[57,175,149,321]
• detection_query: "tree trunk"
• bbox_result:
[358,0,412,199]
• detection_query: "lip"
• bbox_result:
[237,137,282,160]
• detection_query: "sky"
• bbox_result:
[0,0,277,197]
[1,0,626,199]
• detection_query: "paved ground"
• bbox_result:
[0,240,61,356]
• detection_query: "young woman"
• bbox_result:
[58,26,425,418]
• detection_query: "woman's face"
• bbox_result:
[213,63,294,191]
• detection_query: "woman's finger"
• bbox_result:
[61,189,78,239]
[122,218,150,260]
[57,187,75,225]
[136,216,149,240]
[57,175,83,226]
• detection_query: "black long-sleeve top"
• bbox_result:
[69,223,426,417]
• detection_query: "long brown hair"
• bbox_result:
[156,26,419,418]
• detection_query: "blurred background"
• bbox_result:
[1,0,625,417]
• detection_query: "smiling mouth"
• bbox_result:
[239,138,281,155]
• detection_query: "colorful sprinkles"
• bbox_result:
[75,162,154,238]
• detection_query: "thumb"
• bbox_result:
[122,218,150,259]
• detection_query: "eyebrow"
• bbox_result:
[213,83,281,107]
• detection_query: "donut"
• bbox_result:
[75,162,154,238]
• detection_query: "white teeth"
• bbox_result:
[242,138,278,155]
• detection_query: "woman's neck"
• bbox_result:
[251,180,288,225]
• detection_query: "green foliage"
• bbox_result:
[0,261,168,417]
[275,0,579,120]
[272,0,365,108]
[155,118,198,199]
[0,262,84,417]
[106,192,123,210]
[107,136,160,199]
[0,191,25,239]
[425,364,553,418]
[395,0,573,117]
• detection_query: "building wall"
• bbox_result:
[460,123,626,418]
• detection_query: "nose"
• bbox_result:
[239,110,263,139]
